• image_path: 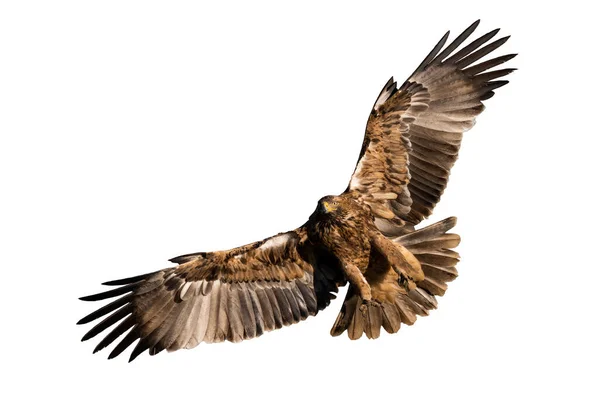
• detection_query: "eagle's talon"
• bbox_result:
[359,299,380,315]
[398,275,416,292]
[359,302,368,315]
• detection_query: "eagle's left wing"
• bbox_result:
[78,228,344,361]
[347,78,427,235]
[346,20,515,235]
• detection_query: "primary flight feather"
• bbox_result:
[78,20,516,361]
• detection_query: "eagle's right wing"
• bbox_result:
[78,227,344,361]
[347,20,516,234]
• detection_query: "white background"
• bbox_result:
[1,1,598,399]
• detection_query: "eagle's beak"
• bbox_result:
[317,201,330,214]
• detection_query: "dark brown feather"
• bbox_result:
[78,294,132,325]
[81,304,132,341]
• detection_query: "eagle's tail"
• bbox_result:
[330,217,460,339]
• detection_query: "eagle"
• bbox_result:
[78,20,515,361]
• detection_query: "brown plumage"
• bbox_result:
[78,20,515,361]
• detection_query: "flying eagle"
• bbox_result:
[78,20,515,361]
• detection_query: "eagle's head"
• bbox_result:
[316,195,344,216]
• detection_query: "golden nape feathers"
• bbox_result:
[78,20,515,361]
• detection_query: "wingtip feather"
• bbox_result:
[102,272,153,286]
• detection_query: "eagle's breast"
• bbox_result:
[307,196,374,271]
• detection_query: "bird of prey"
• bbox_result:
[78,20,515,361]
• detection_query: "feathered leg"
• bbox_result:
[340,262,372,303]
[370,230,424,290]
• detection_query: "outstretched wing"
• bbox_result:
[78,227,344,361]
[347,20,516,234]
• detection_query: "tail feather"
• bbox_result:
[330,216,459,339]
[330,294,357,338]
[365,304,383,339]
[397,217,460,297]
[331,294,383,340]
[381,303,401,333]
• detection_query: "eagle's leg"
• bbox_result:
[341,263,372,302]
[337,257,378,315]
[370,231,424,291]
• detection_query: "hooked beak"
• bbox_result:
[319,201,334,214]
